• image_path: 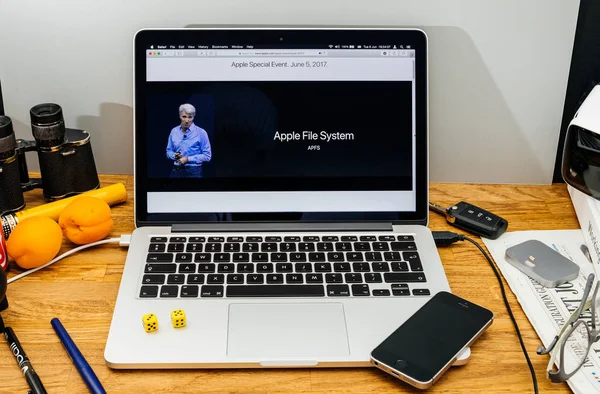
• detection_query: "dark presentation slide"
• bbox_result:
[146,81,413,189]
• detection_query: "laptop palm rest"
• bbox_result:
[227,303,350,364]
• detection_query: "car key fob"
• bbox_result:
[429,201,508,239]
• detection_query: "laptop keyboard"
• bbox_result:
[138,234,429,299]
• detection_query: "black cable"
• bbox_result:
[432,231,539,394]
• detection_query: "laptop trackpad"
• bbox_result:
[227,303,350,361]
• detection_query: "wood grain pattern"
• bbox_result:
[0,176,579,393]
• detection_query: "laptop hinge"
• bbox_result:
[171,222,393,233]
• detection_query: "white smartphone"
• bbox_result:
[370,291,494,389]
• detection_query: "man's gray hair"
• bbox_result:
[179,103,196,116]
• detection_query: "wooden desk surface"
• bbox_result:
[0,175,579,393]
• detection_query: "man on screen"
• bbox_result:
[166,103,212,178]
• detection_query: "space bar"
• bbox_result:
[227,285,325,297]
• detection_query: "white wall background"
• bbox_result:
[0,0,580,184]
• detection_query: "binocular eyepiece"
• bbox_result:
[0,103,100,216]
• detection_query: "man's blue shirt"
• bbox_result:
[166,123,212,167]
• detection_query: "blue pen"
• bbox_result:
[51,318,106,394]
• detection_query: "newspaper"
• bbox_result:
[482,230,600,394]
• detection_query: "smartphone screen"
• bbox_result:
[371,291,493,385]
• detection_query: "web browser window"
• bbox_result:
[143,44,418,214]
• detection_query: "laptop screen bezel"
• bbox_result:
[133,28,429,227]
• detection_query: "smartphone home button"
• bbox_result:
[394,360,408,369]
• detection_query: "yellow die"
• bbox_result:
[142,313,158,332]
[171,309,186,328]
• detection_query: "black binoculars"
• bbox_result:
[0,103,100,216]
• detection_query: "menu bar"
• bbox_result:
[146,44,414,50]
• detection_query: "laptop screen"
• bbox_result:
[134,29,428,225]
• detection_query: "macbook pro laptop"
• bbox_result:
[104,27,451,368]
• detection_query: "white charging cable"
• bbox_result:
[7,234,131,284]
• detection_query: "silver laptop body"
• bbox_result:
[104,27,451,369]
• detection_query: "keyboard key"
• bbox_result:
[290,253,307,262]
[391,242,417,251]
[373,289,391,296]
[336,242,352,251]
[352,262,370,272]
[150,237,167,242]
[267,274,284,284]
[206,243,222,252]
[224,243,240,252]
[214,253,231,263]
[384,252,402,261]
[384,273,427,283]
[398,235,415,241]
[379,235,396,241]
[247,274,265,284]
[352,284,370,296]
[142,274,165,284]
[303,236,320,242]
[252,253,269,262]
[308,252,326,262]
[327,252,344,262]
[208,237,224,242]
[207,274,225,284]
[272,253,288,262]
[354,242,370,251]
[404,251,421,261]
[265,236,282,242]
[227,274,245,284]
[227,285,325,297]
[372,242,389,251]
[170,237,186,243]
[167,243,185,252]
[186,243,203,252]
[227,236,244,242]
[167,274,185,284]
[341,236,358,242]
[327,284,350,296]
[217,264,235,273]
[365,273,383,283]
[287,274,303,283]
[195,253,212,262]
[147,253,173,263]
[365,252,382,261]
[175,253,193,263]
[391,262,409,272]
[322,236,339,242]
[299,243,315,251]
[393,289,411,296]
[306,274,323,283]
[359,235,376,241]
[280,243,296,252]
[295,263,312,273]
[325,273,343,283]
[233,253,250,263]
[261,243,278,252]
[409,259,423,272]
[197,264,215,273]
[187,274,205,284]
[160,285,179,297]
[243,243,259,252]
[315,263,332,272]
[347,252,364,261]
[148,243,166,252]
[372,262,390,272]
[246,236,263,242]
[276,263,293,272]
[201,285,224,297]
[284,236,301,242]
[145,264,176,273]
[345,273,362,283]
[189,236,205,242]
[237,263,254,273]
[139,286,158,297]
[257,263,274,273]
[391,284,409,290]
[178,263,196,273]
[334,263,351,272]
[317,243,334,252]
[181,285,199,297]
[413,289,431,296]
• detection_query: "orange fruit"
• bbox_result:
[59,196,113,245]
[6,217,63,269]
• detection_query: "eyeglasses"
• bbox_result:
[537,273,600,383]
